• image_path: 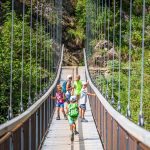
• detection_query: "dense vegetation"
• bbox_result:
[0,0,57,123]
[67,0,86,45]
[86,0,150,130]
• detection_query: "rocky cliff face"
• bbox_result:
[62,0,84,66]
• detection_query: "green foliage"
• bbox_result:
[0,3,54,124]
[67,0,86,42]
[87,0,150,130]
[75,0,86,29]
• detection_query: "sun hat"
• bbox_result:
[67,75,72,80]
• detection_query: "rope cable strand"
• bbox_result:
[49,3,52,84]
[35,0,39,100]
[138,0,145,127]
[20,0,25,113]
[40,1,43,96]
[8,0,14,120]
[99,0,102,92]
[43,7,46,93]
[111,0,116,105]
[47,14,49,89]
[117,0,122,112]
[126,0,133,119]
[106,0,110,100]
[103,0,107,97]
[28,0,33,107]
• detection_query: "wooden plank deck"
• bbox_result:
[41,66,103,150]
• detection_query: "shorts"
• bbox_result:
[56,102,64,108]
[80,104,86,110]
[65,92,71,103]
[68,116,77,125]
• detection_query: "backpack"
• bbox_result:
[68,103,79,117]
[62,81,67,93]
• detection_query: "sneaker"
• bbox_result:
[71,132,74,141]
[74,130,79,135]
[81,118,88,122]
[56,116,60,120]
[64,115,68,120]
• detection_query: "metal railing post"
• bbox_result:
[40,107,42,143]
[126,135,129,150]
[111,118,113,150]
[117,126,120,150]
[43,102,45,134]
[29,118,31,150]
[105,111,108,150]
[21,127,24,150]
[10,136,13,150]
[36,111,38,150]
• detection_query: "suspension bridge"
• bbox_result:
[0,0,150,150]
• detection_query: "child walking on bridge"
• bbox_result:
[62,75,73,104]
[79,82,95,122]
[51,85,67,120]
[66,96,79,141]
[73,75,89,102]
[73,75,82,102]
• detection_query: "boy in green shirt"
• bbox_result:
[66,96,79,141]
[73,75,82,102]
[73,75,89,102]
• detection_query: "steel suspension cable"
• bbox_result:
[8,0,14,120]
[35,0,39,100]
[98,0,101,45]
[94,0,97,81]
[126,0,132,118]
[47,14,49,88]
[49,2,52,83]
[96,0,98,79]
[51,0,54,80]
[99,0,102,91]
[111,0,116,104]
[40,1,43,96]
[117,0,122,112]
[95,0,98,81]
[43,6,46,93]
[20,0,25,112]
[103,0,106,95]
[48,8,50,86]
[106,0,110,100]
[28,0,33,107]
[95,0,97,43]
[138,0,145,127]
[52,1,55,73]
[97,0,100,88]
[86,0,90,56]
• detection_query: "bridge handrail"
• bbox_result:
[0,45,64,137]
[84,48,150,148]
